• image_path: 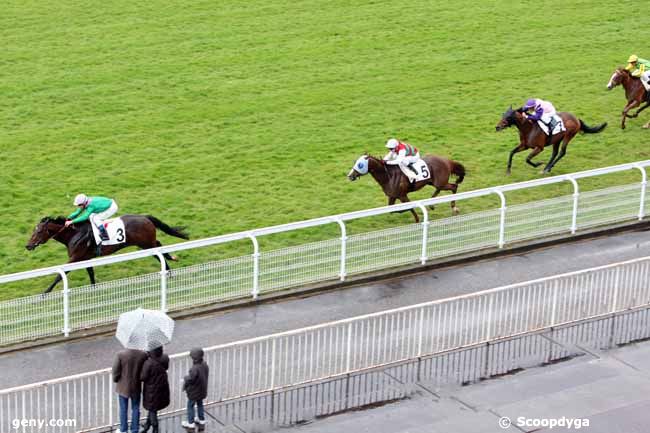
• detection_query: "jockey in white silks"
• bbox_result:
[383,138,420,183]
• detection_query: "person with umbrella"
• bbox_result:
[114,308,175,433]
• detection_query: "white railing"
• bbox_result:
[3,255,650,433]
[0,160,649,346]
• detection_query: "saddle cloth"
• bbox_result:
[90,218,126,245]
[537,114,566,136]
[410,159,432,182]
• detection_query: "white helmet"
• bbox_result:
[385,138,399,149]
[73,194,88,206]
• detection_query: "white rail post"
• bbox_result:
[416,203,429,265]
[59,269,70,337]
[566,175,580,234]
[248,234,260,299]
[333,217,347,281]
[155,252,168,312]
[346,322,353,372]
[634,163,647,220]
[611,267,621,313]
[493,188,507,248]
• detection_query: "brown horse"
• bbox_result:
[496,106,607,174]
[26,215,189,293]
[606,67,650,129]
[347,154,465,222]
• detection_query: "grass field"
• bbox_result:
[2,0,650,300]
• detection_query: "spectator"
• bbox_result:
[182,348,210,432]
[112,348,148,433]
[140,346,170,433]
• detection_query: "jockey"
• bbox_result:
[383,138,420,183]
[522,98,559,145]
[625,54,650,93]
[65,194,118,242]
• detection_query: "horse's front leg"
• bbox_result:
[398,196,419,223]
[525,146,544,168]
[44,271,69,294]
[506,143,525,175]
[622,100,640,128]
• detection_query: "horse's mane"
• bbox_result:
[41,216,68,225]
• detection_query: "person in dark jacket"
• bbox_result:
[113,348,148,433]
[139,346,170,433]
[181,348,210,432]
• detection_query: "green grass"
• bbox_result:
[2,0,650,300]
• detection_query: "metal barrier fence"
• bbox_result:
[0,160,649,346]
[2,255,650,433]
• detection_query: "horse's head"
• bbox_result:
[26,217,66,250]
[495,105,522,131]
[347,155,371,181]
[607,68,628,90]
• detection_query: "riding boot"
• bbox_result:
[98,225,109,241]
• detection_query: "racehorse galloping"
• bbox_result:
[347,154,465,223]
[606,67,650,129]
[495,106,607,174]
[26,215,189,293]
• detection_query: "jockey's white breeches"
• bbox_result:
[642,71,650,90]
[540,112,556,124]
[89,201,118,228]
[394,153,420,179]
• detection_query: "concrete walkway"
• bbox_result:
[4,228,650,390]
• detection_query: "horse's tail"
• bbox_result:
[450,161,466,184]
[580,119,607,134]
[146,215,190,240]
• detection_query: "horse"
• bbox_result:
[347,154,465,223]
[26,215,189,293]
[606,67,650,129]
[495,106,607,175]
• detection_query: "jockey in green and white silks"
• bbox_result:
[65,194,118,242]
[626,54,650,91]
[383,138,421,183]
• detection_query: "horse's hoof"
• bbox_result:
[452,207,460,216]
[505,170,511,176]
[170,255,178,261]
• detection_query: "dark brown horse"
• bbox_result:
[495,106,607,174]
[26,215,189,293]
[606,67,650,129]
[347,154,465,222]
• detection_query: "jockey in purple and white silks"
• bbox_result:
[522,98,560,145]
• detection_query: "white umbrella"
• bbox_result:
[116,308,175,351]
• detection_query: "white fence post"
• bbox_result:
[417,203,429,265]
[493,189,507,248]
[611,267,621,313]
[248,234,260,299]
[346,322,353,372]
[333,218,347,281]
[566,175,579,234]
[155,252,168,312]
[635,163,647,220]
[59,269,70,337]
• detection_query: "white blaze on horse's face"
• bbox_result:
[607,70,618,90]
[348,156,369,181]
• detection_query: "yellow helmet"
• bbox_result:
[628,54,639,63]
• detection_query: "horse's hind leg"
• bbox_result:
[542,140,560,173]
[446,183,460,215]
[86,267,96,285]
[545,134,575,172]
[429,188,441,211]
[156,240,178,262]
